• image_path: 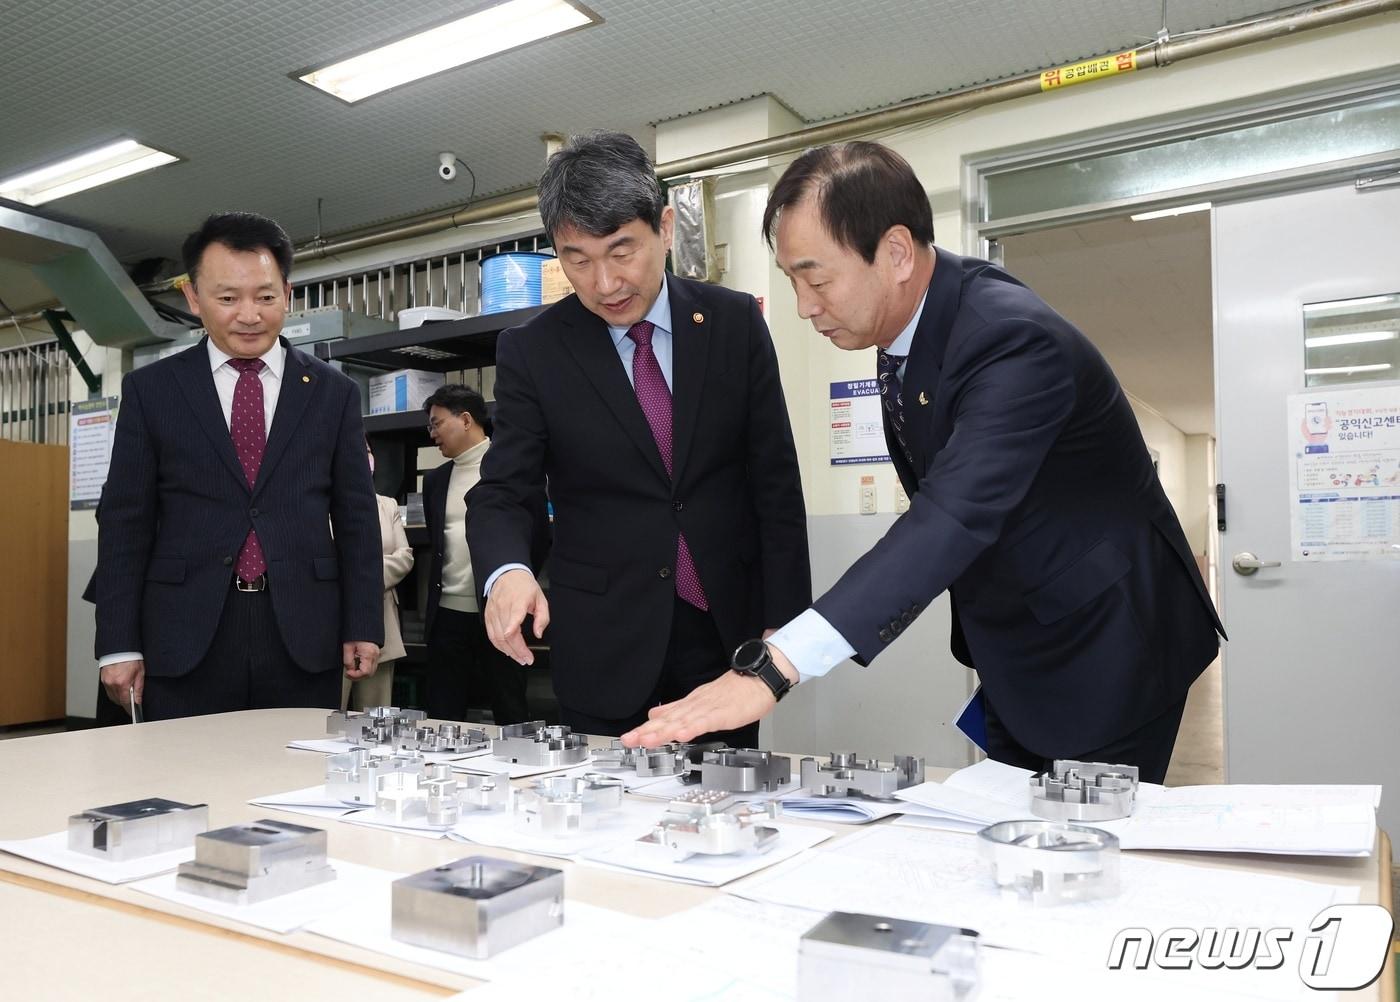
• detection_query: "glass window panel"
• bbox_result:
[1302,292,1400,388]
[986,93,1400,221]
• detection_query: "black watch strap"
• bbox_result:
[730,639,793,703]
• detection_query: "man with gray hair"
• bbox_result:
[466,131,810,746]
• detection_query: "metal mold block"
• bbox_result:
[512,774,624,836]
[799,911,979,1002]
[799,753,925,800]
[176,820,335,904]
[492,720,588,767]
[688,748,793,793]
[977,819,1120,906]
[594,739,696,778]
[376,771,427,823]
[457,773,510,812]
[637,791,781,861]
[67,798,209,861]
[328,707,486,754]
[325,748,423,804]
[1029,760,1139,823]
[392,856,564,959]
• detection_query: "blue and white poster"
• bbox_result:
[829,380,889,466]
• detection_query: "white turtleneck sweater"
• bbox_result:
[439,437,489,614]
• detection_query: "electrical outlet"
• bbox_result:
[714,243,730,275]
[859,477,877,515]
[894,480,910,514]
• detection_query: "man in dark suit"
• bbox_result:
[420,383,534,724]
[95,212,383,721]
[467,131,810,746]
[627,142,1224,783]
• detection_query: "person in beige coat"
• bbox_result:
[343,443,414,710]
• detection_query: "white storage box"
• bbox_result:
[397,306,465,329]
[369,369,445,415]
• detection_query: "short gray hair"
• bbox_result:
[537,131,664,240]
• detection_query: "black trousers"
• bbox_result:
[426,608,530,725]
[98,583,339,723]
[559,595,760,749]
[983,691,1189,785]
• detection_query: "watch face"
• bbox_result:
[732,639,767,672]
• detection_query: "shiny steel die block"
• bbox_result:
[424,779,460,827]
[512,774,624,836]
[639,799,781,861]
[689,748,793,793]
[592,739,637,770]
[491,720,589,767]
[977,819,1120,906]
[799,753,926,801]
[376,771,428,823]
[327,750,422,805]
[1029,760,1139,823]
[799,911,980,1002]
[66,798,209,861]
[595,739,688,777]
[176,820,335,904]
[392,856,564,959]
[457,773,509,811]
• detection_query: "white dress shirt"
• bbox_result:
[99,338,287,670]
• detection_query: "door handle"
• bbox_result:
[1231,551,1281,576]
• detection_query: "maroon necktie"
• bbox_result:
[229,358,267,582]
[626,321,708,611]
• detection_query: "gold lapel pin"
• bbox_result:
[918,391,929,405]
[302,375,311,383]
[692,312,704,323]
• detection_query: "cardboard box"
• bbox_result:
[540,258,574,304]
[369,369,445,415]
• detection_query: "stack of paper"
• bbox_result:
[894,759,1381,856]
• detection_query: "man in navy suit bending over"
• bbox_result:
[627,143,1224,783]
[95,212,383,721]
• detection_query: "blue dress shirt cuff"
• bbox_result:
[483,563,532,597]
[767,609,856,684]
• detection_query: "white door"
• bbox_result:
[1214,183,1400,837]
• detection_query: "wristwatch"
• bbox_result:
[730,639,793,703]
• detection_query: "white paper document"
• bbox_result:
[728,825,1358,1001]
[777,792,912,824]
[577,822,831,886]
[628,774,798,803]
[287,736,489,764]
[0,831,194,884]
[452,755,596,780]
[307,891,651,983]
[130,858,395,934]
[446,797,664,859]
[248,784,369,818]
[894,759,1380,855]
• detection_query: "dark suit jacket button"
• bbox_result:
[659,567,672,579]
[250,507,259,517]
[673,501,685,512]
[222,556,233,566]
[878,627,893,643]
[901,611,914,626]
[910,604,921,616]
[890,620,903,635]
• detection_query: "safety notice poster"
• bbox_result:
[829,380,889,465]
[69,396,118,511]
[1288,385,1400,561]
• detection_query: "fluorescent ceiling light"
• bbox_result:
[1302,295,1394,313]
[1303,363,1393,376]
[1305,330,1398,349]
[0,140,179,206]
[298,0,600,104]
[1129,202,1212,222]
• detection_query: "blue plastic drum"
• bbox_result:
[480,252,551,314]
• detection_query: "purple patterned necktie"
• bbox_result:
[627,321,708,611]
[229,358,267,582]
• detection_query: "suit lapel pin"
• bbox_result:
[302,375,310,383]
[692,312,704,324]
[918,391,929,405]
